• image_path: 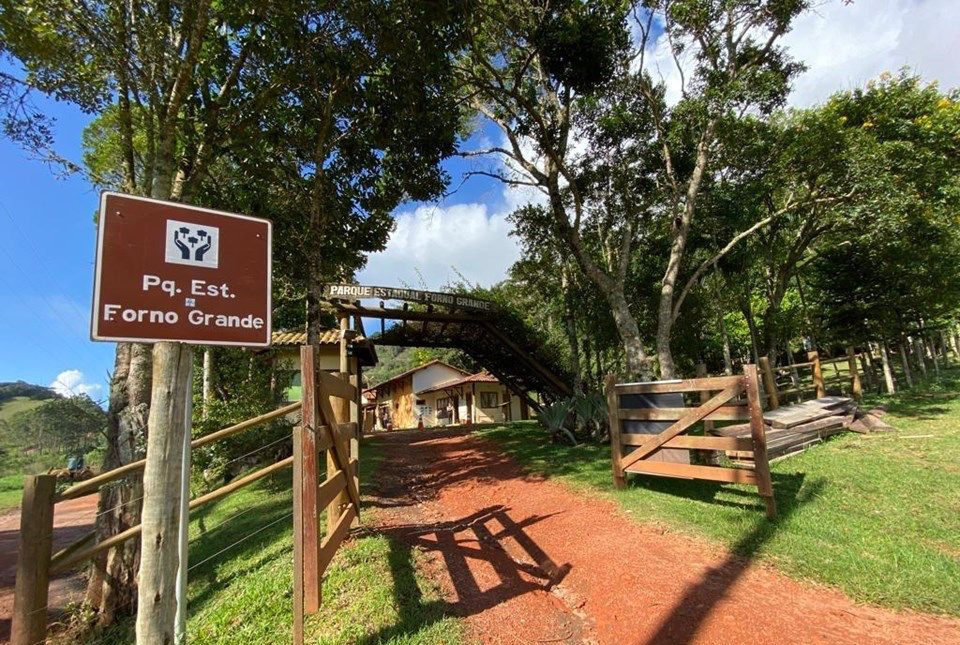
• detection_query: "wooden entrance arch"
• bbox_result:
[323,284,574,412]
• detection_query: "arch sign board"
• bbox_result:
[323,283,495,312]
[91,192,272,346]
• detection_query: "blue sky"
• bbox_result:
[1,0,957,400]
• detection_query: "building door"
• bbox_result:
[465,391,473,423]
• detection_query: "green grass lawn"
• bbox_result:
[479,373,960,617]
[0,473,24,512]
[81,440,463,645]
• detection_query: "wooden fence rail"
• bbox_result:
[11,398,304,645]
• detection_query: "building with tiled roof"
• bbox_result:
[364,363,530,430]
[269,328,377,401]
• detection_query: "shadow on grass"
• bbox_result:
[643,476,826,645]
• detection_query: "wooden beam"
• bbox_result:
[336,305,483,323]
[620,434,753,451]
[59,401,302,500]
[614,376,742,394]
[624,460,757,485]
[618,406,751,421]
[605,375,626,489]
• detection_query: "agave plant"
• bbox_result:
[537,398,577,445]
[570,391,608,441]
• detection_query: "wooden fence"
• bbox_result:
[758,349,863,409]
[292,345,360,644]
[605,364,776,518]
[11,345,360,645]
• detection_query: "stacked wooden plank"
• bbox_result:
[714,396,857,465]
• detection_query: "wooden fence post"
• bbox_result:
[604,374,626,489]
[296,345,321,618]
[808,351,825,398]
[846,347,863,401]
[743,365,776,519]
[349,373,360,529]
[758,356,779,409]
[696,364,717,464]
[11,475,56,645]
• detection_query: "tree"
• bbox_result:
[2,0,299,633]
[459,0,807,378]
[5,395,105,456]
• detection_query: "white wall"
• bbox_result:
[412,363,467,394]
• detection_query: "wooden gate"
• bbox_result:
[605,364,776,518]
[292,344,361,643]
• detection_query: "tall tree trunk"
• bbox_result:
[608,287,652,379]
[202,348,214,418]
[740,298,761,366]
[136,342,193,645]
[719,314,734,376]
[926,337,940,379]
[86,342,152,623]
[561,267,583,394]
[899,341,914,388]
[912,337,928,380]
[582,334,594,392]
[656,128,714,379]
[878,342,896,394]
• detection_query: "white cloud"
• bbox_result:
[357,201,521,291]
[783,0,960,106]
[50,369,102,398]
[646,0,960,108]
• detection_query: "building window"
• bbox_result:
[416,399,426,405]
[480,391,499,408]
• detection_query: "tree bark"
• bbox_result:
[878,342,896,394]
[561,267,583,394]
[926,337,941,378]
[912,337,928,380]
[899,341,914,388]
[202,348,214,418]
[136,342,193,645]
[719,314,734,375]
[85,342,151,623]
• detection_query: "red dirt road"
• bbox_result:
[0,494,97,643]
[369,428,960,645]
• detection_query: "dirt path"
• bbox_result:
[368,428,960,645]
[0,493,98,643]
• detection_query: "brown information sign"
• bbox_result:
[91,192,272,346]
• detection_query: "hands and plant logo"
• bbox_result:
[164,219,219,268]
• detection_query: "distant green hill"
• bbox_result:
[0,396,50,422]
[0,381,58,423]
[0,380,58,405]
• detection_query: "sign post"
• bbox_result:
[91,192,272,644]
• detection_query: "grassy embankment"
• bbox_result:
[480,372,960,617]
[81,440,463,645]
